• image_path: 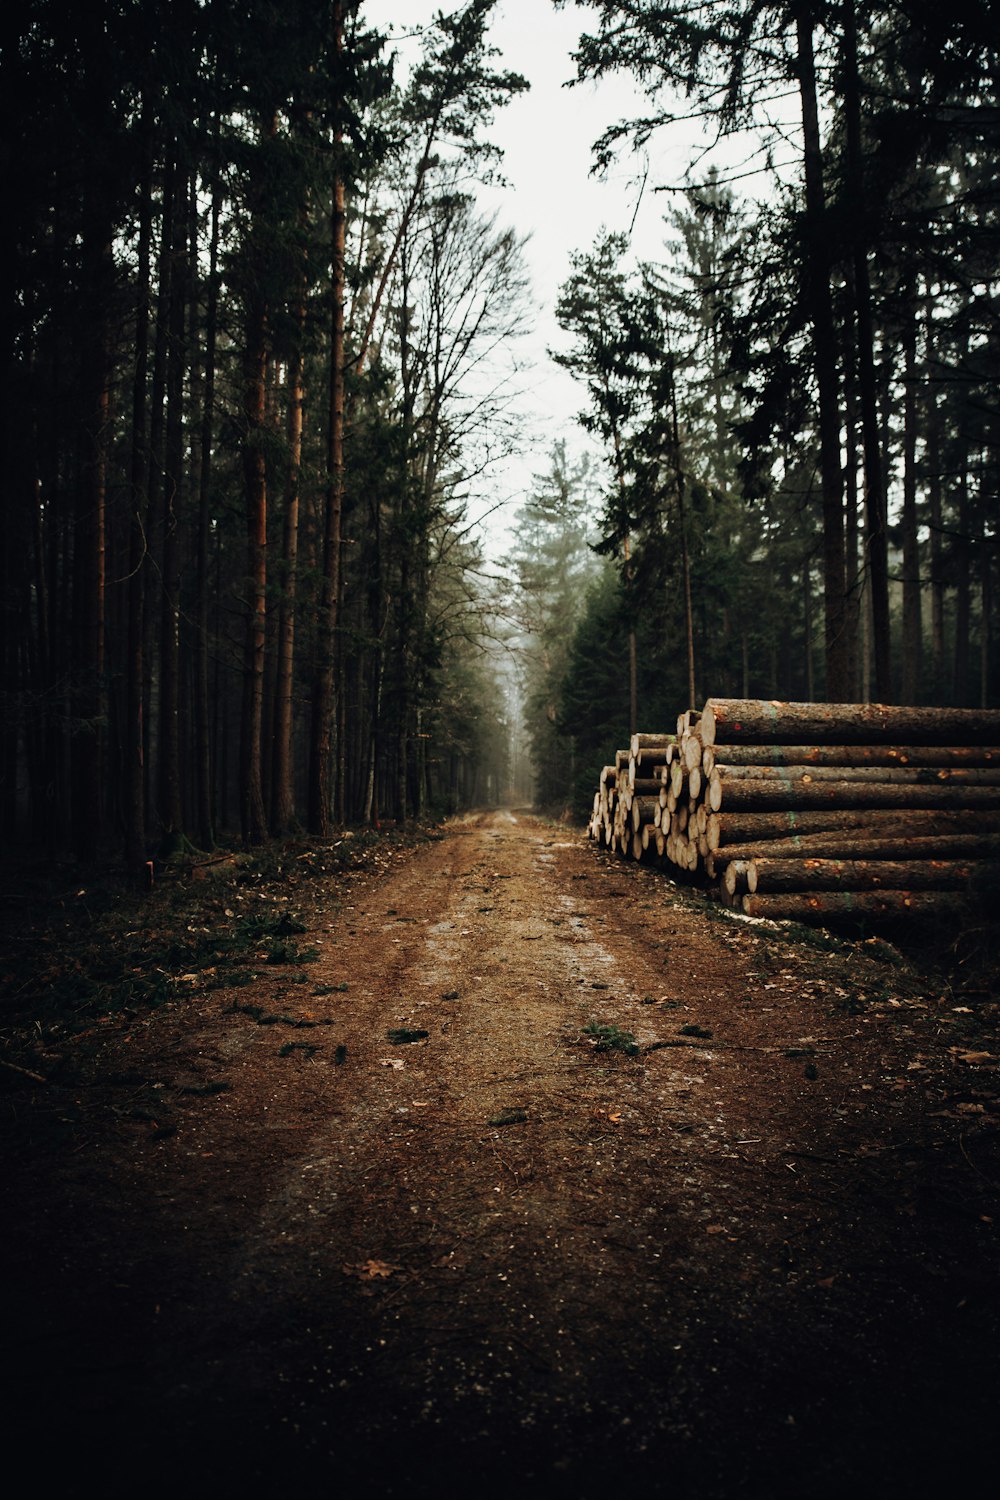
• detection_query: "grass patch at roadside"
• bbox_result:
[583,1022,639,1056]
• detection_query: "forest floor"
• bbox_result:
[2,810,999,1498]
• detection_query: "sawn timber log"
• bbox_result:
[701,698,1000,747]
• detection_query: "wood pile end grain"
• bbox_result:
[585,698,1000,922]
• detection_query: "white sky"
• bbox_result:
[360,1,746,550]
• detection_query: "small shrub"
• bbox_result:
[583,1022,639,1056]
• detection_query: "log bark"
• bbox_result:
[629,772,667,795]
[705,743,1000,768]
[707,772,1000,813]
[588,709,1000,908]
[707,807,1000,852]
[710,833,1000,865]
[631,733,675,755]
[740,890,969,920]
[749,857,984,893]
[701,698,1000,747]
[710,763,1000,787]
[636,745,674,770]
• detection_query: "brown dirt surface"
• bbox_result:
[3,810,999,1498]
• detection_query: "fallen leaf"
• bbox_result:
[380,1058,404,1070]
[957,1051,997,1066]
[342,1259,400,1280]
[705,1224,725,1235]
[608,1112,622,1124]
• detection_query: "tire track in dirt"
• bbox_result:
[224,810,749,1485]
[26,810,996,1499]
[219,810,874,1493]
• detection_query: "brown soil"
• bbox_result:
[3,810,999,1498]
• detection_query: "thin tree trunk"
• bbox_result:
[240,321,269,845]
[954,430,973,703]
[270,203,308,836]
[925,290,946,698]
[239,115,277,847]
[159,160,186,848]
[124,140,152,874]
[842,0,890,699]
[843,296,861,697]
[609,414,638,733]
[195,146,221,851]
[981,469,993,710]
[71,245,110,862]
[668,359,697,710]
[795,6,849,699]
[901,295,922,703]
[145,157,172,828]
[803,555,815,700]
[309,2,346,834]
[362,492,386,825]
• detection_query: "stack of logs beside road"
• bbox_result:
[587,698,1000,922]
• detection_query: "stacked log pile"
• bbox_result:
[586,698,1000,921]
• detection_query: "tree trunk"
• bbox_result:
[924,289,946,699]
[270,215,307,836]
[670,365,697,710]
[795,5,848,699]
[900,293,922,703]
[842,0,890,699]
[144,159,172,829]
[980,448,994,710]
[71,238,111,862]
[239,119,276,847]
[239,322,269,846]
[843,305,861,697]
[309,4,346,835]
[124,141,152,874]
[195,148,221,852]
[158,160,186,848]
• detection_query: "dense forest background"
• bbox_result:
[3,0,998,861]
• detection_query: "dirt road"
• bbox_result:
[5,811,999,1497]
